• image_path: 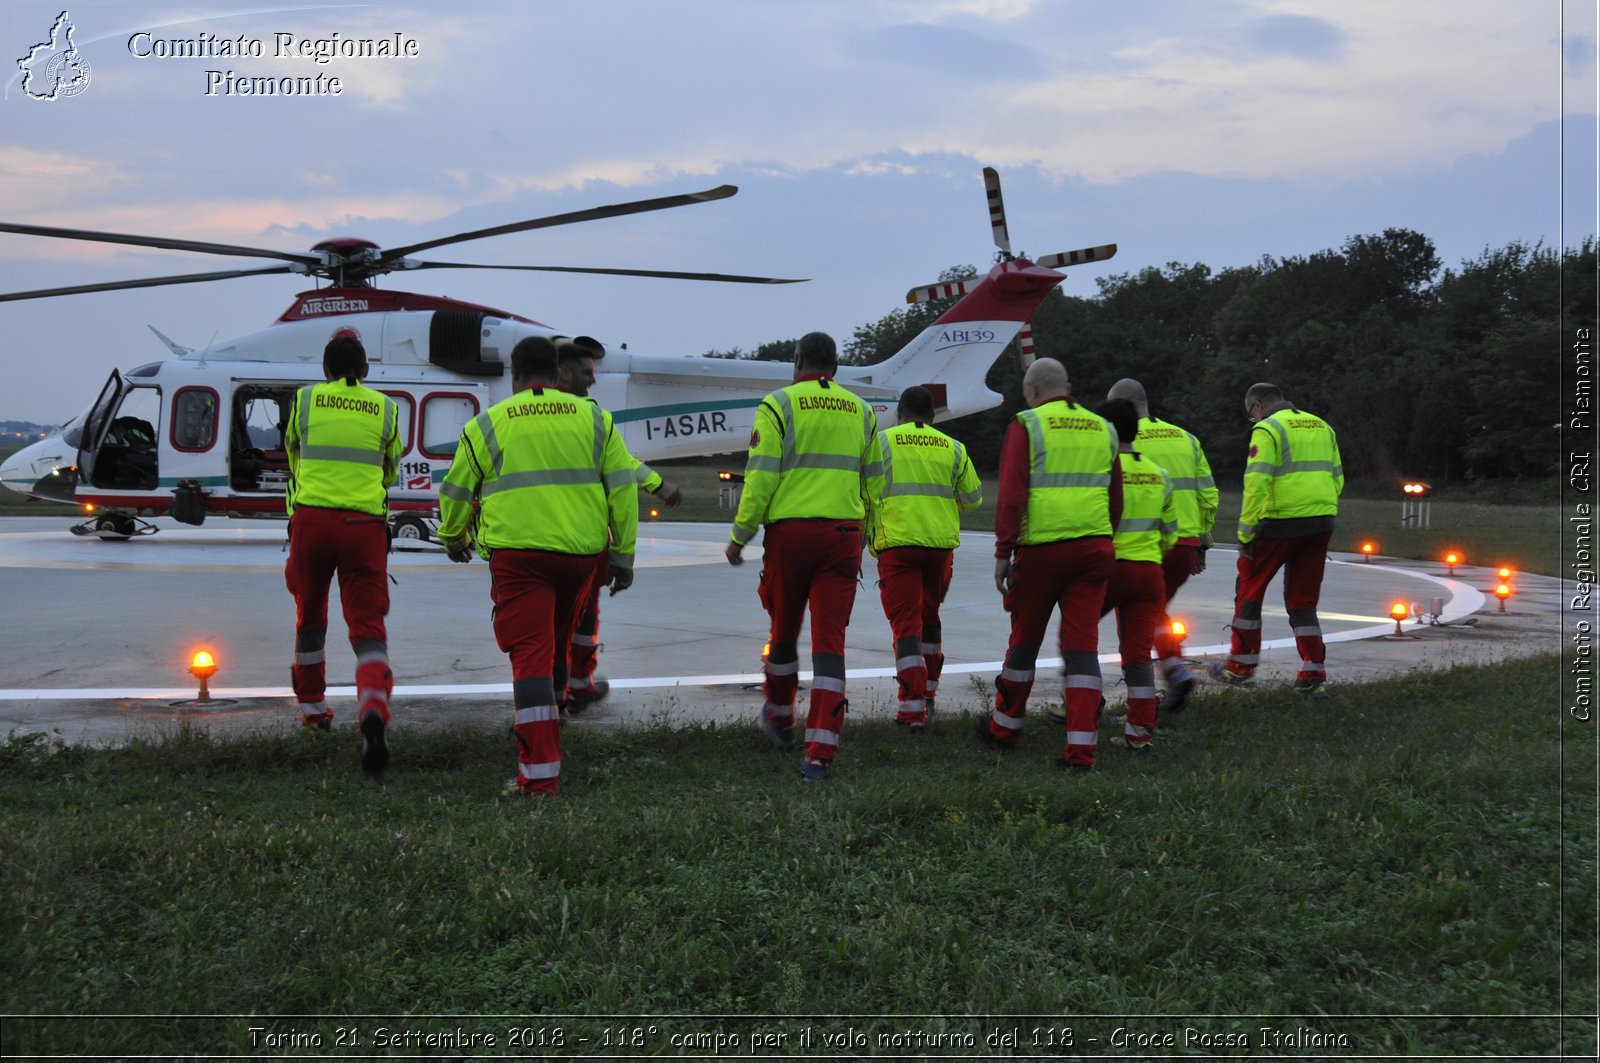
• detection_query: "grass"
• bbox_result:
[1,656,1593,1057]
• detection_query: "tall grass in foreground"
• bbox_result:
[0,656,1592,1057]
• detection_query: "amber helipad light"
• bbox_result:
[1170,619,1188,639]
[189,650,218,702]
[649,507,660,519]
[1390,602,1408,636]
[1495,583,1512,612]
[1444,551,1462,575]
[1497,566,1513,581]
[1361,541,1375,563]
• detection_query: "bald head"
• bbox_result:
[1022,357,1069,408]
[1107,377,1150,418]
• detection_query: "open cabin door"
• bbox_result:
[75,369,129,487]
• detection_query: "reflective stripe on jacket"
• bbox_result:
[870,421,983,552]
[285,380,400,517]
[1238,406,1343,543]
[1016,400,1117,545]
[730,376,884,545]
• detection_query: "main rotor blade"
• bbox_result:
[0,265,296,303]
[983,167,1012,256]
[0,222,322,266]
[408,261,805,284]
[382,185,740,261]
[1034,243,1118,269]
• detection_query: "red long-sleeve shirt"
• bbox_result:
[994,397,1124,558]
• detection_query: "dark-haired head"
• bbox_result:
[323,334,367,385]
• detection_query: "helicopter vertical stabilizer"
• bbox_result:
[851,259,1065,419]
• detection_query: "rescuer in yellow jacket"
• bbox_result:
[1095,398,1178,751]
[1212,382,1343,695]
[980,357,1123,772]
[725,331,884,782]
[1107,377,1218,714]
[437,336,639,796]
[867,385,982,730]
[282,332,401,773]
[554,336,681,713]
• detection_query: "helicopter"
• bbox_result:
[0,173,1114,540]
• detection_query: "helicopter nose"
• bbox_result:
[0,437,75,501]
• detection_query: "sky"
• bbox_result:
[0,0,1594,423]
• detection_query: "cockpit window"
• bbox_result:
[172,387,218,451]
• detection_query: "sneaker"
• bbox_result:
[1293,679,1329,697]
[1207,662,1255,688]
[1159,672,1196,714]
[800,757,830,782]
[503,777,556,797]
[908,720,928,734]
[974,711,1016,750]
[359,710,389,775]
[759,702,796,750]
[566,676,610,715]
[1053,754,1091,775]
[300,712,331,732]
[1112,735,1153,753]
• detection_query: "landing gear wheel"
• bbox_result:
[96,514,136,540]
[392,514,430,542]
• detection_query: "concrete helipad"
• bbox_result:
[0,516,1563,745]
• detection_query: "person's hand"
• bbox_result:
[725,542,744,566]
[1237,540,1254,562]
[1192,549,1208,575]
[446,543,473,564]
[994,557,1013,595]
[608,565,634,596]
[655,481,683,507]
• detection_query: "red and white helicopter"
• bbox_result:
[0,172,1114,539]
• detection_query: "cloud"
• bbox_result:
[1238,13,1346,60]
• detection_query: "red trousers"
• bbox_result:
[1225,531,1332,683]
[490,549,599,795]
[987,537,1115,766]
[758,519,861,762]
[284,506,392,724]
[1152,543,1202,682]
[567,553,609,699]
[1099,560,1165,745]
[876,547,953,724]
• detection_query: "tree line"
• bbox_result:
[706,232,1596,483]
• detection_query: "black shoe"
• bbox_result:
[1054,754,1091,774]
[360,711,389,775]
[974,711,1015,750]
[566,676,610,715]
[1159,672,1196,715]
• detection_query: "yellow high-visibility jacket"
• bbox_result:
[1238,406,1343,544]
[1015,400,1118,545]
[1134,416,1217,540]
[869,421,982,552]
[284,379,400,517]
[437,387,638,567]
[1112,450,1178,563]
[730,376,884,545]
